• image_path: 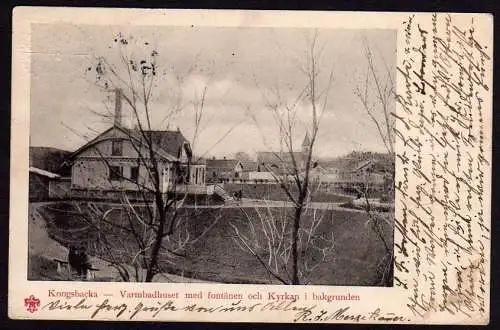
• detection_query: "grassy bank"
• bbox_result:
[36,201,393,285]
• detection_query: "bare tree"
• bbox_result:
[232,34,335,285]
[354,36,395,156]
[230,201,335,285]
[58,32,222,282]
[354,36,396,286]
[68,198,223,282]
[349,164,394,286]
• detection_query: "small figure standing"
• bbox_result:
[68,246,79,275]
[232,190,242,202]
[77,247,92,280]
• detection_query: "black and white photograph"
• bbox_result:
[9,8,493,324]
[27,23,397,285]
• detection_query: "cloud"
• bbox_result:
[29,24,396,158]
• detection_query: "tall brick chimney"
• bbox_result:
[114,88,122,127]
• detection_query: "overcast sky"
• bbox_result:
[30,24,396,159]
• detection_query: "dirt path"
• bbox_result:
[183,198,369,213]
[50,197,381,214]
[71,198,366,212]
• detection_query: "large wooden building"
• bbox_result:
[66,89,207,199]
[67,125,206,199]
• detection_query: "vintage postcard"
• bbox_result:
[9,7,492,324]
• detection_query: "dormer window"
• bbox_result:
[112,140,123,156]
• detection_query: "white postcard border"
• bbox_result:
[9,7,493,324]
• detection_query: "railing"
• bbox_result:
[213,184,231,201]
[167,184,209,195]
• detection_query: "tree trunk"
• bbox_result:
[291,205,302,285]
[145,230,163,282]
[384,254,395,286]
[145,199,166,282]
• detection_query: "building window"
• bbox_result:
[130,166,139,183]
[109,166,122,181]
[112,140,123,156]
[177,165,189,184]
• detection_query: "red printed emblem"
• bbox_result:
[24,295,40,313]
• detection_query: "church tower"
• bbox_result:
[301,132,311,169]
[302,132,311,154]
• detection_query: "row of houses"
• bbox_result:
[29,89,393,201]
[205,156,392,188]
[205,134,313,183]
[30,140,392,202]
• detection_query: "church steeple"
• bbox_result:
[302,132,311,152]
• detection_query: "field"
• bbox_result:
[223,183,354,203]
[34,200,393,286]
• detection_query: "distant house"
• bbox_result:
[239,161,257,172]
[29,147,72,200]
[319,158,393,197]
[255,133,311,177]
[297,151,395,199]
[66,89,206,199]
[29,167,60,201]
[337,159,391,185]
[206,158,243,183]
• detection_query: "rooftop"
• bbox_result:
[29,166,61,179]
[206,159,240,170]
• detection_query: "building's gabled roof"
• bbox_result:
[256,153,298,176]
[69,126,115,159]
[256,151,304,168]
[29,166,61,179]
[69,125,190,162]
[142,130,192,159]
[206,159,241,170]
[302,132,311,147]
[240,161,257,172]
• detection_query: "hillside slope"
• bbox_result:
[28,203,120,281]
[37,201,393,285]
[28,203,213,283]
